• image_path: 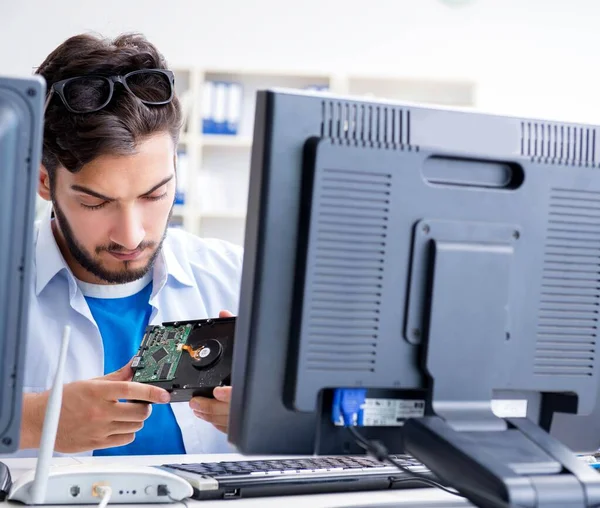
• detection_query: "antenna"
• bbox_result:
[30,325,70,504]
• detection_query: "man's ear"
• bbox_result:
[38,165,51,201]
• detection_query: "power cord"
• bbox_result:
[168,495,189,508]
[167,486,189,508]
[95,486,112,508]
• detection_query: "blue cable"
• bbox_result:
[332,388,367,427]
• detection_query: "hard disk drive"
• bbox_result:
[132,317,235,402]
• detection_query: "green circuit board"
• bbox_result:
[132,324,193,383]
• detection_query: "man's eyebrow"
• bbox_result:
[70,185,115,202]
[139,175,174,197]
[70,175,174,201]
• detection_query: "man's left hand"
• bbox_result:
[190,386,231,434]
[189,310,234,434]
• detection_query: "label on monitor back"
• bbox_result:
[333,397,426,427]
[361,398,426,426]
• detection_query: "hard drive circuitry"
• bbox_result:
[132,324,193,383]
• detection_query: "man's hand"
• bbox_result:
[190,386,232,434]
[190,310,234,434]
[20,360,171,453]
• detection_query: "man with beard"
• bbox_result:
[17,33,242,457]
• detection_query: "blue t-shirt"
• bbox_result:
[81,277,186,456]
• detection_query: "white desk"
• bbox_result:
[2,455,473,508]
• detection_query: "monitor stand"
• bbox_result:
[402,229,600,507]
[404,416,600,507]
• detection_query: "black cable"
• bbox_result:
[388,475,466,490]
[388,472,466,495]
[387,455,465,497]
[347,427,462,497]
[347,426,518,508]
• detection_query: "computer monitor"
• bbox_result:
[0,75,45,453]
[229,89,600,505]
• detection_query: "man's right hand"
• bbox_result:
[20,361,171,453]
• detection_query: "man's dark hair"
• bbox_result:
[36,32,182,179]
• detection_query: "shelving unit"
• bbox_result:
[174,68,478,246]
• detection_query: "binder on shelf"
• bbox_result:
[175,150,189,205]
[226,82,242,135]
[201,82,215,134]
[213,82,227,135]
[201,81,243,136]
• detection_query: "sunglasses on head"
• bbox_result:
[44,68,175,114]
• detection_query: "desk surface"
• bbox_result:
[2,454,472,508]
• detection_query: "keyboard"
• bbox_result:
[160,454,438,500]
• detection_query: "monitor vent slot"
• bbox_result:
[535,188,600,376]
[321,100,411,147]
[305,168,391,372]
[521,122,597,167]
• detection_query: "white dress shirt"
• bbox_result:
[17,207,243,457]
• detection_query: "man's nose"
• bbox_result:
[110,206,145,251]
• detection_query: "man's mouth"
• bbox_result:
[108,249,143,261]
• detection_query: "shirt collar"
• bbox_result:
[35,206,195,296]
[159,232,195,288]
[35,204,73,297]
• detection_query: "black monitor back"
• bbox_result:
[0,75,45,453]
[229,89,600,456]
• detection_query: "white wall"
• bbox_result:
[1,0,599,122]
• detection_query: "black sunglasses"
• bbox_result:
[43,69,175,114]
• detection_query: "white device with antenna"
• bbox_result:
[9,326,193,505]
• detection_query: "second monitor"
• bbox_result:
[0,75,45,454]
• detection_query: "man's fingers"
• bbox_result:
[108,420,145,435]
[219,310,234,318]
[96,433,136,450]
[193,410,229,428]
[108,401,153,422]
[190,397,229,416]
[100,362,134,382]
[213,386,231,402]
[104,382,170,404]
